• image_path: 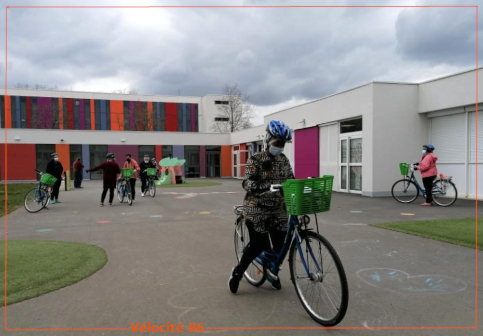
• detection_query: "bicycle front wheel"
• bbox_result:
[149,180,156,197]
[117,184,125,203]
[234,217,265,286]
[289,231,348,326]
[391,179,419,203]
[126,184,133,206]
[24,187,48,213]
[432,179,458,207]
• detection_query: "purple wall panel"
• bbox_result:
[36,97,52,129]
[200,146,206,177]
[79,99,85,129]
[108,145,139,166]
[294,127,319,179]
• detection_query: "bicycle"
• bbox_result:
[117,168,134,205]
[233,176,349,326]
[391,163,458,206]
[24,169,57,213]
[144,168,157,197]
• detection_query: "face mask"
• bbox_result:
[54,157,59,161]
[127,158,131,162]
[144,160,149,163]
[269,146,283,156]
[422,150,427,155]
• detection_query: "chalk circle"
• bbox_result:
[400,213,415,216]
[350,210,363,213]
[199,211,211,215]
[36,228,53,233]
[97,220,111,224]
[150,215,163,218]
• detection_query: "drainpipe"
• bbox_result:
[465,106,470,198]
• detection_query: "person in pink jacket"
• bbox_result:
[416,143,438,206]
[123,153,141,203]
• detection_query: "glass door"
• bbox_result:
[339,135,362,193]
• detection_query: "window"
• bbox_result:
[138,145,155,163]
[162,145,173,158]
[62,98,69,129]
[215,100,229,105]
[215,117,229,122]
[69,145,82,172]
[36,144,56,176]
[52,99,59,129]
[340,118,362,134]
[84,100,91,129]
[94,100,101,130]
[89,145,108,180]
[160,103,166,131]
[106,100,111,130]
[184,146,200,177]
[74,99,80,129]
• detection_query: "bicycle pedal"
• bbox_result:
[266,268,279,281]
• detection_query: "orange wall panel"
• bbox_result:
[221,145,232,177]
[90,100,95,130]
[4,95,11,128]
[58,98,64,130]
[147,102,153,131]
[110,100,124,131]
[55,144,70,174]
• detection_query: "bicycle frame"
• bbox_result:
[403,166,448,197]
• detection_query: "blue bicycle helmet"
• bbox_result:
[264,120,292,148]
[423,143,435,151]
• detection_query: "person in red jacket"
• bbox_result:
[416,143,438,206]
[73,157,84,188]
[86,153,121,206]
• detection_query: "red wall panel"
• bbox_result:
[0,144,37,180]
[67,98,74,129]
[165,103,178,131]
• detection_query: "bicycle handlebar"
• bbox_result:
[270,184,282,192]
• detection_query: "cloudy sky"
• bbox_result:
[0,0,481,125]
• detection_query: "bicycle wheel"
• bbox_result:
[117,183,125,203]
[289,231,348,326]
[432,179,458,207]
[234,218,266,286]
[126,184,133,206]
[149,179,156,197]
[24,187,48,213]
[391,179,419,203]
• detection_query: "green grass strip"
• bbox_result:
[373,218,481,250]
[0,183,38,217]
[0,240,107,306]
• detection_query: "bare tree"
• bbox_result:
[31,102,60,129]
[211,84,254,133]
[14,83,58,90]
[111,87,140,95]
[117,101,154,131]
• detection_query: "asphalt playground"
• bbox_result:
[0,179,481,336]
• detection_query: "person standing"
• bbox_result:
[416,143,438,206]
[140,154,156,196]
[86,153,121,206]
[73,157,84,188]
[123,153,140,203]
[46,153,64,204]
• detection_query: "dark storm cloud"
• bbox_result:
[0,0,480,108]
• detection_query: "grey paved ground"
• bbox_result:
[0,179,481,336]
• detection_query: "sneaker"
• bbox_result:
[108,203,114,206]
[50,200,56,204]
[228,267,241,294]
[141,193,145,197]
[100,203,104,207]
[421,202,432,206]
[266,268,282,290]
[56,200,62,203]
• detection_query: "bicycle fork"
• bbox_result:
[294,231,324,282]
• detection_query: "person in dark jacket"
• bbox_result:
[46,152,64,204]
[139,154,157,196]
[73,157,84,188]
[86,153,121,206]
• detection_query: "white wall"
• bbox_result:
[5,129,230,146]
[230,125,265,145]
[418,68,483,113]
[372,83,425,196]
[199,95,226,133]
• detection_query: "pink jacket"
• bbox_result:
[419,153,438,178]
[123,159,140,179]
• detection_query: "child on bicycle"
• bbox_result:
[415,143,438,206]
[229,120,294,294]
[86,153,121,206]
[139,154,157,196]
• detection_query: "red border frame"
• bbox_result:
[3,5,478,331]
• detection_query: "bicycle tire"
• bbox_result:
[432,179,458,207]
[24,187,48,213]
[126,183,133,206]
[289,231,348,326]
[391,179,419,203]
[149,179,156,197]
[234,218,266,286]
[118,183,125,203]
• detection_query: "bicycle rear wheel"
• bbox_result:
[24,187,48,213]
[234,217,266,286]
[289,231,348,326]
[391,179,419,203]
[149,179,156,197]
[432,179,457,207]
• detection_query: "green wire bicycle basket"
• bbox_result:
[282,176,334,215]
[399,163,409,176]
[146,168,158,176]
[121,168,134,178]
[40,173,58,186]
